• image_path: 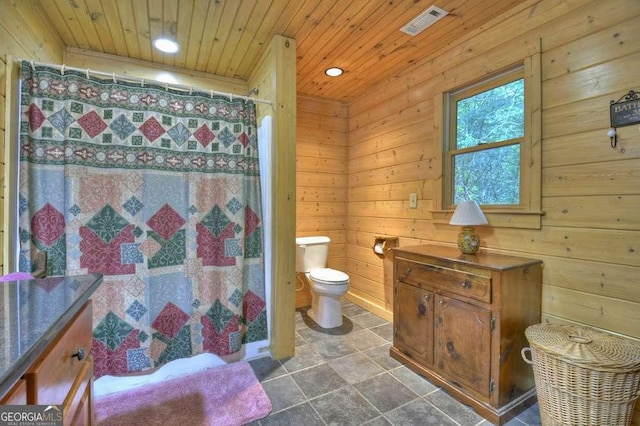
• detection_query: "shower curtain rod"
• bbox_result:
[23,59,272,105]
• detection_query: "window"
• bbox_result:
[435,53,542,229]
[445,68,524,206]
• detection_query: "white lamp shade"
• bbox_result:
[449,200,488,226]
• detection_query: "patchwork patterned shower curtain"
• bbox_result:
[18,62,267,377]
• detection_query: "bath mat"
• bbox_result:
[94,361,272,426]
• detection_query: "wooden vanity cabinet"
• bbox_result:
[1,274,101,426]
[23,300,94,426]
[391,245,542,425]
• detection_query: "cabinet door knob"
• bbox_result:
[418,303,427,315]
[461,279,471,289]
[71,348,85,361]
[438,299,445,305]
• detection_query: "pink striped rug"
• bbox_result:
[95,361,272,426]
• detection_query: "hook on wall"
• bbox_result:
[607,128,617,148]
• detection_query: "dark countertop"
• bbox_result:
[0,274,103,398]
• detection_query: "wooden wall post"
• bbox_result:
[249,35,297,360]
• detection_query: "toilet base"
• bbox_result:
[308,295,343,329]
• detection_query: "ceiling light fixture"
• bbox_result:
[325,67,343,77]
[153,38,180,54]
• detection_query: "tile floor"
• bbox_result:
[248,300,542,426]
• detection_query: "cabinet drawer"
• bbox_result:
[396,258,491,303]
[25,301,93,405]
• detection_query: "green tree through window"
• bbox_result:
[446,70,524,206]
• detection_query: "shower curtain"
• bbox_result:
[17,61,267,377]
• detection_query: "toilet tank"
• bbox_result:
[295,236,330,272]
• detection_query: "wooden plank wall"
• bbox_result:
[296,95,348,308]
[345,0,640,422]
[348,0,640,338]
[0,0,65,275]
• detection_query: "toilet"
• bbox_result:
[295,236,350,328]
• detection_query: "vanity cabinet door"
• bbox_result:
[434,294,492,397]
[393,281,434,366]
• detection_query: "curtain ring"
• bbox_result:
[189,87,193,95]
[30,60,35,71]
[61,64,65,75]
[230,93,233,101]
[165,82,169,91]
[210,90,214,99]
[112,73,117,83]
[86,68,90,79]
[141,78,144,88]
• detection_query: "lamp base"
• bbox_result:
[457,226,480,254]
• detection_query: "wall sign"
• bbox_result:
[609,89,640,148]
[610,90,640,127]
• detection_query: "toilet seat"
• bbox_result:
[308,268,349,285]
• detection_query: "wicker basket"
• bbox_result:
[522,324,640,426]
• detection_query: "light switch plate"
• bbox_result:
[409,193,418,209]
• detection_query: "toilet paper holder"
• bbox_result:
[373,236,398,258]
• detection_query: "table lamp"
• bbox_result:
[449,200,488,254]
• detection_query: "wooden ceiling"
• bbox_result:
[34,0,530,102]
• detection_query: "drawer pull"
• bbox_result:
[461,279,472,289]
[71,348,85,361]
[405,267,412,274]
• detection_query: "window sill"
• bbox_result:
[433,209,544,230]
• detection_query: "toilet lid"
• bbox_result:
[309,268,349,285]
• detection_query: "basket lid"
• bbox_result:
[525,324,640,371]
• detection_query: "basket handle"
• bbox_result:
[567,335,592,344]
[521,347,534,365]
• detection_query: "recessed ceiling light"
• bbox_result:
[153,38,180,54]
[325,67,343,77]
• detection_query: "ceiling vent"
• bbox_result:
[400,5,449,36]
